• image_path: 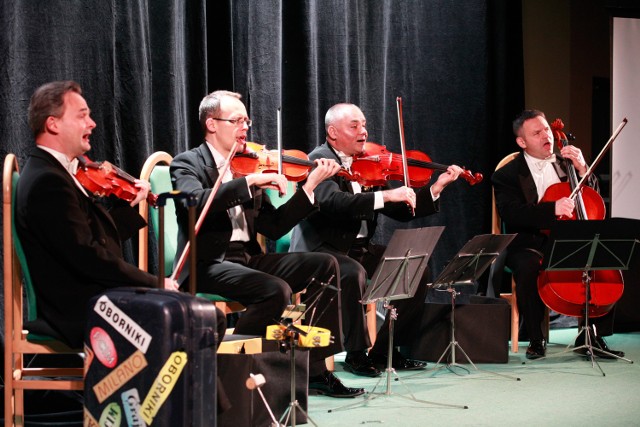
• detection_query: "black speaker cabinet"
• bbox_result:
[409,296,510,363]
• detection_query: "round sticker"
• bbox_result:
[90,326,118,368]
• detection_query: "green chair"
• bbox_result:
[264,183,296,253]
[3,154,83,427]
[138,152,244,314]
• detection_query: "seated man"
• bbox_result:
[290,103,463,372]
[170,90,368,397]
[16,80,184,349]
[492,109,623,359]
[17,81,230,413]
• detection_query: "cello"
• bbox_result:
[536,118,625,318]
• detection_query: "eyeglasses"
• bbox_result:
[212,117,252,127]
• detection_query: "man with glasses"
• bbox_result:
[170,90,368,397]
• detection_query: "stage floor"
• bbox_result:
[303,328,640,426]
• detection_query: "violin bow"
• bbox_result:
[170,140,242,284]
[276,106,286,197]
[396,96,414,215]
[570,117,628,200]
[277,107,283,175]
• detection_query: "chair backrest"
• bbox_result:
[138,152,245,313]
[4,154,24,345]
[491,152,519,235]
[3,155,69,342]
[9,169,39,322]
[138,151,175,275]
[265,181,296,253]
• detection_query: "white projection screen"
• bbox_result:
[612,17,640,220]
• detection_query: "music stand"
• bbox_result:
[277,275,339,427]
[418,234,518,382]
[330,227,467,413]
[539,218,639,376]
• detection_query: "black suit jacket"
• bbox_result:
[170,143,319,279]
[15,148,156,348]
[491,151,599,251]
[290,141,439,253]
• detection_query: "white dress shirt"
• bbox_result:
[206,142,251,242]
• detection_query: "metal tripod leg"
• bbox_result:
[528,274,633,376]
[329,303,467,414]
[280,339,317,427]
[409,287,520,381]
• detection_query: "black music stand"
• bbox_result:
[277,275,339,427]
[421,234,518,382]
[539,218,639,376]
[330,227,467,413]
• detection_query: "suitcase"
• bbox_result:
[83,192,219,426]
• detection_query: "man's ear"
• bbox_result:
[44,116,59,135]
[327,125,337,141]
[515,136,526,150]
[205,117,216,134]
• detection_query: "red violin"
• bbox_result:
[231,142,317,182]
[231,141,355,183]
[75,155,158,206]
[349,142,483,188]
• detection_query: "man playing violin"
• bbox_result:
[491,109,623,360]
[15,81,188,350]
[289,102,463,373]
[170,90,368,398]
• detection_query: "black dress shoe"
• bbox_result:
[344,351,382,377]
[309,371,365,398]
[526,339,546,360]
[369,351,427,371]
[594,336,625,358]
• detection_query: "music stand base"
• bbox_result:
[277,337,317,427]
[329,304,466,414]
[527,325,633,377]
[410,288,520,382]
[328,366,467,413]
[280,400,316,427]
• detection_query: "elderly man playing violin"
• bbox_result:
[290,102,463,373]
[15,81,186,351]
[491,109,623,360]
[170,90,370,398]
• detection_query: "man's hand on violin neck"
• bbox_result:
[382,186,416,208]
[246,173,289,193]
[303,158,341,191]
[129,179,151,207]
[431,165,464,197]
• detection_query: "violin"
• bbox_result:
[537,118,623,318]
[349,142,483,187]
[231,141,317,182]
[75,155,158,206]
[231,141,354,183]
